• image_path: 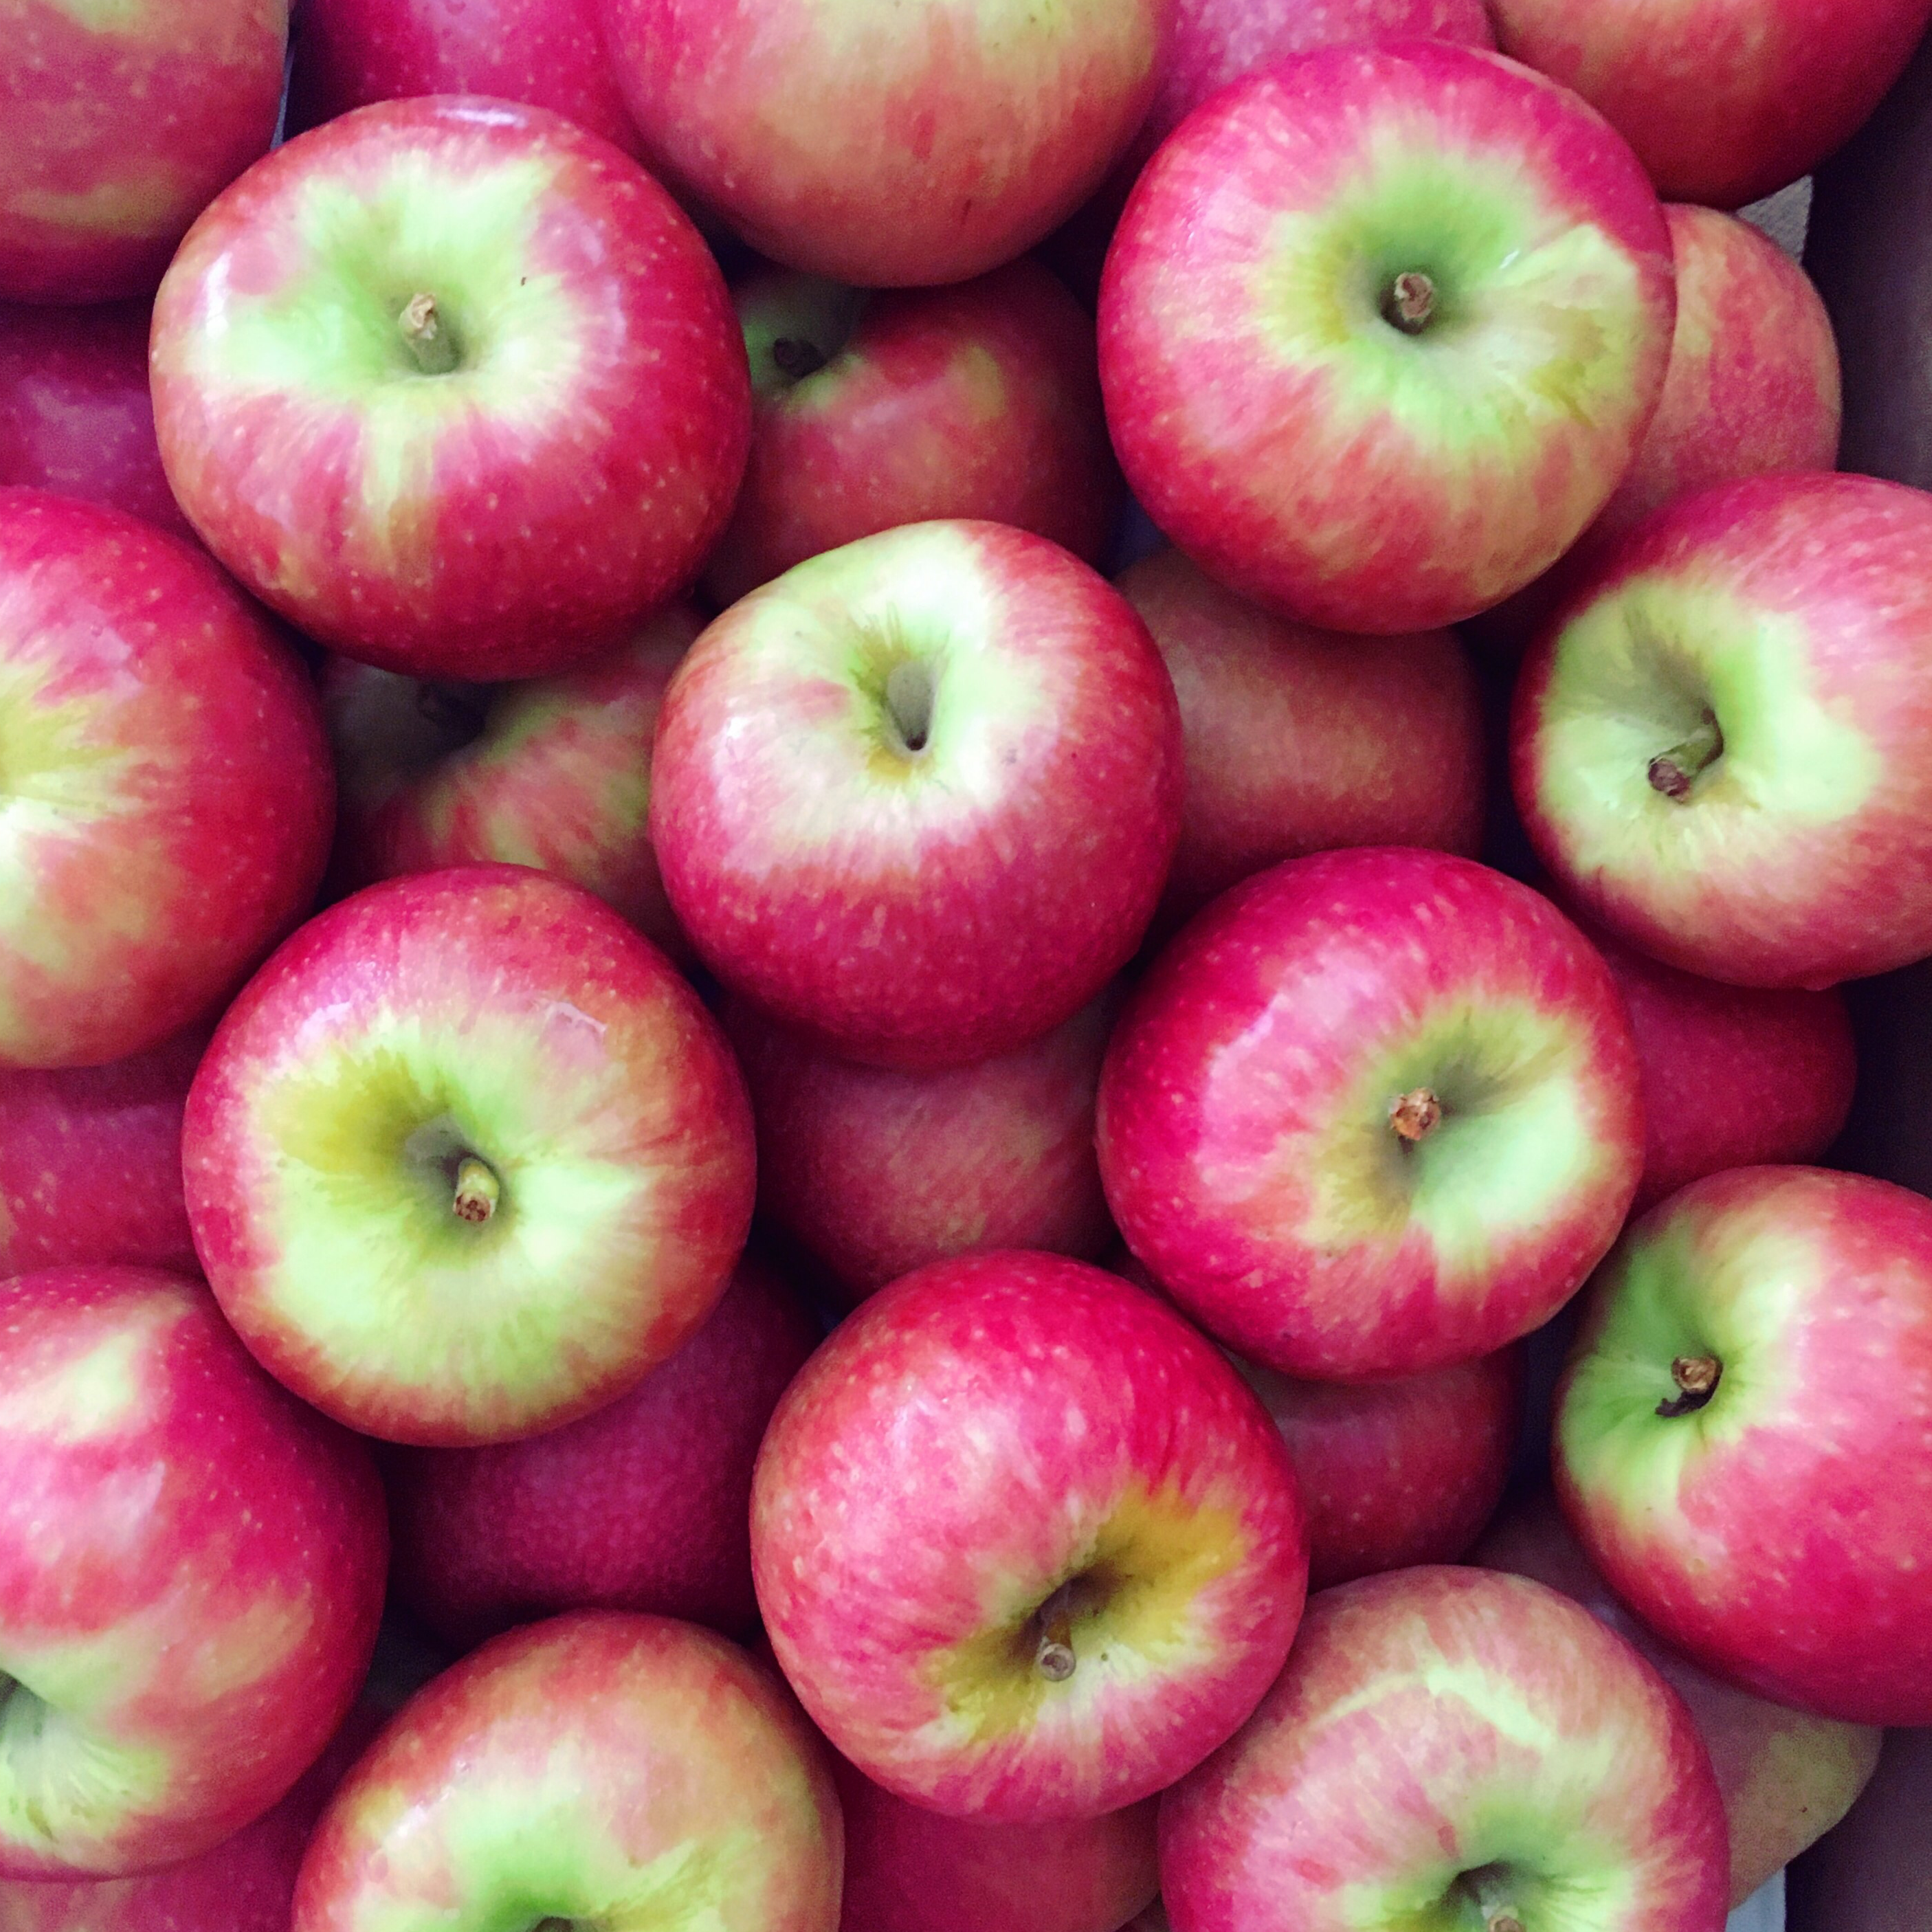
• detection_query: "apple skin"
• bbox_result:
[651,520,1184,1072]
[0,302,192,537]
[0,1697,388,1932]
[1512,471,1932,990]
[1115,547,1486,935]
[323,601,702,959]
[151,97,751,683]
[387,1256,821,1647]
[1476,1485,1883,1907]
[288,0,643,156]
[291,1612,843,1932]
[833,1752,1159,1932]
[1555,1166,1932,1728]
[1098,41,1676,636]
[1098,847,1643,1381]
[1158,1566,1730,1932]
[724,995,1115,1304]
[181,865,757,1447]
[1786,1726,1932,1932]
[751,1252,1309,1823]
[1487,0,1932,207]
[704,260,1122,608]
[0,490,333,1072]
[1471,202,1843,656]
[0,0,286,304]
[0,1265,387,1878]
[1587,918,1857,1213]
[0,1023,206,1276]
[599,0,1168,287]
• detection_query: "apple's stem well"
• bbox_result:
[1034,1579,1081,1683]
[1647,713,1723,800]
[399,292,460,377]
[1656,1353,1722,1418]
[1388,1087,1444,1142]
[452,1154,502,1225]
[771,335,830,381]
[1381,270,1437,335]
[1456,1864,1525,1932]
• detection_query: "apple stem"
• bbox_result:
[399,293,460,377]
[1389,1087,1443,1142]
[1034,1579,1080,1683]
[1647,713,1723,800]
[452,1155,502,1225]
[1656,1353,1722,1418]
[883,658,936,755]
[1381,270,1437,335]
[771,336,829,381]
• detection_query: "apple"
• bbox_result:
[323,601,702,958]
[181,865,757,1447]
[599,0,1168,286]
[292,1612,843,1931]
[725,995,1115,1304]
[0,302,192,536]
[751,1251,1308,1823]
[1115,546,1486,935]
[0,1265,386,1878]
[0,1697,388,1931]
[1512,471,1932,990]
[1586,918,1857,1212]
[834,1751,1159,1932]
[651,520,1184,1071]
[1476,1486,1883,1906]
[1786,1726,1932,1932]
[150,97,751,684]
[1098,42,1676,636]
[388,1255,821,1645]
[1487,0,1932,207]
[0,0,286,303]
[1158,1566,1730,1932]
[288,0,644,156]
[1098,847,1643,1381]
[702,260,1122,608]
[1471,201,1844,656]
[0,489,333,1071]
[1242,1346,1523,1591]
[0,1023,206,1276]
[1556,1165,1932,1727]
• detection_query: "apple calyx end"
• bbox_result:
[1656,1352,1722,1418]
[451,1154,502,1225]
[1388,1087,1444,1142]
[1381,270,1437,335]
[1647,713,1723,801]
[399,292,460,377]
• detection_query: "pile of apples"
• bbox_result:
[6,0,1932,1927]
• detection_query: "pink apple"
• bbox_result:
[652,520,1184,1071]
[1476,1486,1883,1905]
[151,98,751,683]
[600,0,1168,285]
[0,1265,386,1877]
[288,0,644,156]
[0,0,286,303]
[1487,0,1932,206]
[1241,1346,1523,1591]
[388,1255,821,1645]
[1556,1165,1932,1727]
[292,1613,843,1930]
[752,1251,1308,1823]
[1098,848,1643,1381]
[703,260,1122,608]
[0,302,191,536]
[1116,546,1486,934]
[182,866,757,1446]
[1471,201,1844,656]
[323,600,702,958]
[726,995,1115,1303]
[0,1023,206,1276]
[0,490,333,1070]
[834,1751,1159,1932]
[1159,1566,1730,1932]
[0,1698,388,1931]
[1512,471,1932,990]
[1588,918,1857,1212]
[1099,42,1676,635]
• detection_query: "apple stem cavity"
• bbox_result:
[1388,1087,1444,1142]
[451,1154,502,1225]
[1034,1578,1081,1683]
[883,658,936,756]
[1381,270,1438,335]
[771,336,829,381]
[1656,1352,1722,1418]
[1647,713,1724,800]
[399,292,460,377]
